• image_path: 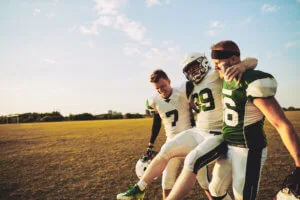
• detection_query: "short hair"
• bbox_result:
[150,69,169,83]
[211,40,240,54]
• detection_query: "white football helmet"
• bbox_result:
[182,52,210,84]
[274,188,300,200]
[135,155,152,179]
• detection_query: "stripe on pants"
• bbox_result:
[193,142,227,174]
[243,148,263,200]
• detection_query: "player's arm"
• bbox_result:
[149,112,162,146]
[253,97,300,166]
[225,57,258,83]
[146,98,161,155]
[146,112,162,157]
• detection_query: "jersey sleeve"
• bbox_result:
[245,71,277,101]
[146,97,157,113]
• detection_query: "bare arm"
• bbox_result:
[253,97,300,166]
[225,57,258,83]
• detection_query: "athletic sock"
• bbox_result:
[137,180,147,191]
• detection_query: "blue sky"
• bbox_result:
[1,0,300,116]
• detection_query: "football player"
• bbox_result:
[208,40,300,200]
[117,54,257,200]
[142,69,213,199]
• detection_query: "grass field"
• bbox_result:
[1,111,299,200]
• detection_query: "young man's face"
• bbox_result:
[212,58,231,79]
[152,78,172,99]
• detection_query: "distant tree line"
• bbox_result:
[282,107,300,111]
[0,110,145,124]
[2,107,299,124]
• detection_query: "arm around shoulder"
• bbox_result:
[242,57,258,70]
[225,57,258,83]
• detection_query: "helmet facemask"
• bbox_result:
[183,56,210,84]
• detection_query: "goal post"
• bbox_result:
[6,114,19,124]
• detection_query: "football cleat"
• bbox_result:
[116,184,145,200]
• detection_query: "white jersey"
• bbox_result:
[147,85,192,139]
[190,69,223,132]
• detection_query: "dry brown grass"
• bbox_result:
[0,111,299,200]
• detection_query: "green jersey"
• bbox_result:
[222,69,277,149]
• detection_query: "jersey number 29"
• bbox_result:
[192,88,215,112]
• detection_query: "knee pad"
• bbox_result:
[159,140,178,160]
[209,183,229,197]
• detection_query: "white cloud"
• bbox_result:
[142,46,180,62]
[145,0,162,7]
[122,42,180,65]
[207,21,225,37]
[46,13,56,18]
[44,58,58,65]
[94,0,127,15]
[297,0,300,2]
[162,40,174,46]
[78,0,180,64]
[285,41,300,48]
[68,25,78,32]
[82,41,95,48]
[261,4,280,13]
[114,15,147,42]
[141,39,152,46]
[167,46,180,53]
[145,0,171,7]
[78,0,150,45]
[94,16,114,26]
[33,8,41,16]
[123,46,141,56]
[79,24,99,35]
[52,0,58,5]
[210,21,225,29]
[241,16,253,25]
[207,30,216,36]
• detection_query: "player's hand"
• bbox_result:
[146,145,154,158]
[224,63,246,84]
[280,167,300,197]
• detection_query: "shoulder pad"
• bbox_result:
[246,77,277,99]
[146,98,155,111]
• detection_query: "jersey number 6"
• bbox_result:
[223,89,239,127]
